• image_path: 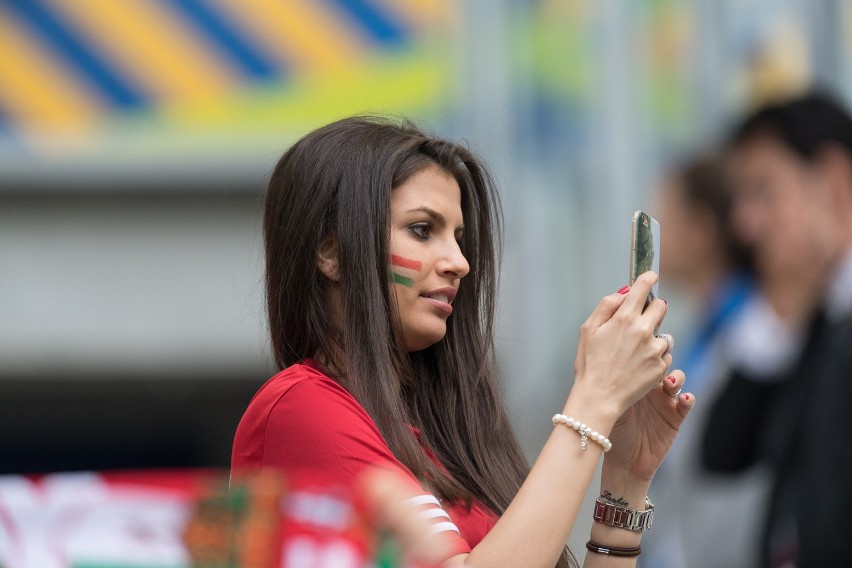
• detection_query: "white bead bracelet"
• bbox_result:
[552,414,612,452]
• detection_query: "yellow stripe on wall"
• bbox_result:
[44,0,237,102]
[0,8,101,130]
[213,0,363,76]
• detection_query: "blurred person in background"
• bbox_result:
[232,116,695,567]
[703,91,852,568]
[641,155,764,568]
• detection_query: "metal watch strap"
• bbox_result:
[593,496,654,531]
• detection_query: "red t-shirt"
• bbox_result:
[231,360,497,556]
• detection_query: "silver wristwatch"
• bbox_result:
[593,496,654,531]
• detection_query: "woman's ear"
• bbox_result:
[317,236,341,282]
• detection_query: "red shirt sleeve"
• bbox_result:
[231,363,474,557]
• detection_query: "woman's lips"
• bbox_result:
[423,296,453,314]
[421,288,456,314]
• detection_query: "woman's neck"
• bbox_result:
[313,343,348,379]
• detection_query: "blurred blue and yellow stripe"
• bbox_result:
[0,0,452,148]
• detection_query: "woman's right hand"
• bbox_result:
[571,272,671,418]
[448,273,675,568]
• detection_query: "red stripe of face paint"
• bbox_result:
[390,254,422,271]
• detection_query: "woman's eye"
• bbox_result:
[409,223,430,240]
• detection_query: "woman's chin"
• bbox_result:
[403,326,447,352]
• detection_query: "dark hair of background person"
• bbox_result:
[263,116,575,567]
[676,154,752,270]
[730,90,852,162]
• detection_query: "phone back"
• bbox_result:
[630,210,660,302]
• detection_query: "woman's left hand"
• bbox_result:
[604,370,695,482]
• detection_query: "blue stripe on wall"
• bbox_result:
[164,0,281,80]
[4,0,147,110]
[324,0,408,47]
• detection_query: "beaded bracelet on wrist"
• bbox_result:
[551,414,612,452]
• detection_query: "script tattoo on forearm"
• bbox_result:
[600,490,629,507]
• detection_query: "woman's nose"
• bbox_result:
[439,240,470,279]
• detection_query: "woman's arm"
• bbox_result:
[445,273,694,568]
[584,370,693,567]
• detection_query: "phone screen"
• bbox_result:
[630,210,660,304]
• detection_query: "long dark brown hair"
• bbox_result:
[264,116,573,566]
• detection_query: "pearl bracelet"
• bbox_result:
[552,414,612,452]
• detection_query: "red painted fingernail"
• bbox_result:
[684,394,690,400]
[617,286,630,295]
[668,376,676,385]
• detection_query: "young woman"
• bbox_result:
[232,116,693,567]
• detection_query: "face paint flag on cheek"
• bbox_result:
[390,254,421,288]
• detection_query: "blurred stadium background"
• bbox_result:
[1,0,849,485]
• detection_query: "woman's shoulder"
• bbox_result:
[249,360,354,406]
[232,360,397,474]
[239,360,377,434]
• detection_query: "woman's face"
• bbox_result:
[389,164,470,351]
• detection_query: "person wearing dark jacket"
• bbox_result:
[703,91,852,568]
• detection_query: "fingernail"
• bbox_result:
[684,394,690,401]
[667,375,676,385]
[662,298,668,306]
[617,286,630,295]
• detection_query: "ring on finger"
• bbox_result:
[673,387,682,401]
[658,333,675,356]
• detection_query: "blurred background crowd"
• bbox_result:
[2,0,852,566]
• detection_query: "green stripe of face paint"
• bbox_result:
[392,272,414,287]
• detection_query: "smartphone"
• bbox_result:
[629,210,660,306]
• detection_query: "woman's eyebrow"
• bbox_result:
[406,206,444,225]
[406,206,464,230]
